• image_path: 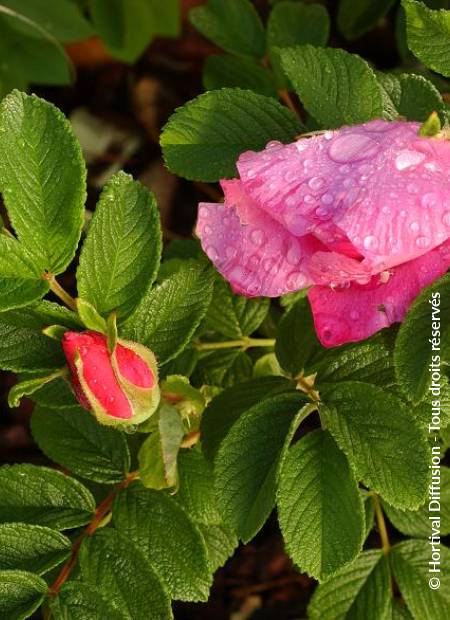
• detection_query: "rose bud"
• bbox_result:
[196,119,450,347]
[62,331,160,426]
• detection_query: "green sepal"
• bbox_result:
[418,110,441,136]
[76,298,107,333]
[42,325,68,341]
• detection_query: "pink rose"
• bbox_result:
[196,120,450,346]
[62,331,160,426]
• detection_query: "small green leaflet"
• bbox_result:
[279,45,383,128]
[0,523,71,575]
[377,71,444,121]
[214,393,308,542]
[77,172,162,319]
[79,529,172,620]
[402,0,450,77]
[0,570,47,620]
[308,549,391,619]
[321,382,429,509]
[189,0,265,58]
[8,370,64,408]
[113,482,212,601]
[160,88,302,181]
[277,429,365,581]
[0,91,86,274]
[0,464,95,530]
[31,406,131,485]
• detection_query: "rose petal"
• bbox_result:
[308,239,450,347]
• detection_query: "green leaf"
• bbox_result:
[402,0,450,77]
[50,582,124,620]
[383,467,450,537]
[77,172,162,319]
[26,374,77,408]
[308,550,391,619]
[214,394,308,542]
[194,348,253,387]
[338,0,396,40]
[279,45,383,128]
[267,1,330,85]
[275,296,321,376]
[89,0,180,63]
[31,406,131,484]
[0,235,49,311]
[123,260,214,364]
[203,55,276,97]
[321,382,429,509]
[277,429,364,581]
[80,529,172,620]
[0,570,47,620]
[377,71,444,121]
[113,482,212,601]
[1,299,82,330]
[76,299,107,333]
[201,375,292,461]
[1,0,93,42]
[0,523,70,575]
[197,523,238,572]
[203,277,270,339]
[160,88,302,182]
[8,370,64,408]
[312,333,395,387]
[0,91,86,274]
[0,464,95,529]
[138,404,184,489]
[394,274,450,403]
[386,599,415,620]
[0,317,64,372]
[391,540,450,619]
[189,0,265,58]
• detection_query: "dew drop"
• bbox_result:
[350,310,359,320]
[315,207,331,219]
[421,192,439,209]
[395,149,425,171]
[416,236,430,248]
[363,235,378,251]
[198,206,209,218]
[205,245,218,261]
[442,211,450,227]
[225,246,237,260]
[304,194,315,204]
[109,396,115,403]
[295,141,309,152]
[204,224,212,235]
[410,221,420,232]
[286,271,306,289]
[286,244,301,265]
[321,193,334,205]
[329,133,379,164]
[250,228,265,246]
[324,131,333,140]
[308,176,325,190]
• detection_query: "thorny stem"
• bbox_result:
[45,275,77,312]
[48,471,139,597]
[194,337,276,352]
[372,493,391,554]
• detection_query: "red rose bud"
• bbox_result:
[62,331,160,426]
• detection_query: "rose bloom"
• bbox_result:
[196,120,450,347]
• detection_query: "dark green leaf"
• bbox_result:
[338,0,396,40]
[50,582,124,620]
[194,348,253,387]
[0,570,47,620]
[377,71,443,121]
[203,55,276,97]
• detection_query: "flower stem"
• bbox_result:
[47,276,77,312]
[372,494,390,554]
[194,337,276,351]
[48,471,138,597]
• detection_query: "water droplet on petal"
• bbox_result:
[350,310,359,320]
[225,246,237,259]
[263,257,279,274]
[304,194,315,204]
[286,244,301,265]
[416,236,430,248]
[199,206,210,218]
[442,211,450,227]
[395,149,425,171]
[204,224,212,235]
[250,228,265,246]
[363,235,378,251]
[329,134,379,164]
[321,193,334,205]
[308,176,325,190]
[410,221,420,232]
[295,141,309,152]
[286,271,306,289]
[205,245,218,261]
[315,207,331,219]
[421,192,439,209]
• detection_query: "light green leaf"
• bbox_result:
[383,467,450,537]
[26,374,77,408]
[77,172,162,319]
[338,0,396,40]
[203,277,270,339]
[402,0,450,77]
[391,540,450,619]
[0,570,47,620]
[394,274,450,403]
[31,406,131,484]
[8,370,64,407]
[214,394,308,542]
[0,464,95,529]
[279,45,383,128]
[80,529,172,620]
[0,523,70,575]
[138,404,184,489]
[197,523,238,573]
[277,429,365,581]
[76,298,107,333]
[308,549,391,619]
[201,375,292,461]
[203,55,276,97]
[377,71,444,121]
[275,296,321,377]
[113,482,212,601]
[0,235,49,311]
[89,0,180,63]
[189,0,265,58]
[0,91,86,274]
[1,299,82,330]
[50,582,124,620]
[123,260,214,364]
[160,88,302,181]
[321,382,429,509]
